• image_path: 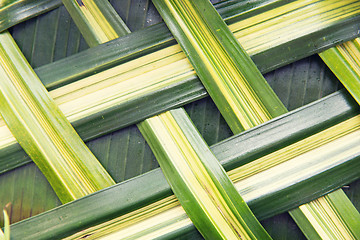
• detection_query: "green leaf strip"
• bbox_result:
[0,0,62,32]
[60,113,360,240]
[148,0,274,237]
[11,0,356,153]
[2,0,360,237]
[138,108,271,239]
[152,0,360,238]
[154,0,277,132]
[0,31,114,203]
[291,189,360,240]
[37,0,360,90]
[30,0,360,145]
[1,0,360,174]
[299,37,360,240]
[9,91,360,239]
[0,209,10,240]
[61,0,130,47]
[320,38,360,105]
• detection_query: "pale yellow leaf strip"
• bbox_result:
[75,0,119,42]
[1,0,360,150]
[63,113,360,239]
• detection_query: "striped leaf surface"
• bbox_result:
[153,0,360,238]
[150,0,278,237]
[0,6,89,224]
[291,190,360,240]
[0,31,114,203]
[152,0,289,133]
[0,0,62,32]
[1,0,164,227]
[61,0,130,47]
[1,0,356,176]
[139,109,271,239]
[1,1,360,240]
[36,0,360,90]
[298,37,360,240]
[0,52,344,234]
[7,89,360,239]
[320,38,360,105]
[62,0,271,238]
[48,108,360,240]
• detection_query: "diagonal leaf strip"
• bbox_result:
[62,112,360,240]
[153,0,360,239]
[0,0,358,238]
[320,38,360,105]
[154,0,287,133]
[0,0,130,204]
[35,0,360,90]
[2,0,360,236]
[139,109,271,239]
[290,190,360,239]
[61,0,130,47]
[1,0,360,176]
[150,0,281,238]
[8,89,360,239]
[292,36,360,240]
[0,0,62,32]
[63,0,272,238]
[0,31,114,203]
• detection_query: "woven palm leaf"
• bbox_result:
[0,0,360,239]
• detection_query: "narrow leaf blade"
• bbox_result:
[0,31,114,203]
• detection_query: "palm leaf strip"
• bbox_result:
[0,31,114,203]
[60,0,271,238]
[2,0,360,235]
[37,0,360,89]
[153,0,360,238]
[57,0,360,238]
[0,210,10,240]
[0,0,358,236]
[152,0,287,131]
[138,109,271,239]
[320,38,360,105]
[9,90,360,239]
[0,0,62,32]
[289,36,360,240]
[1,1,358,236]
[290,190,360,240]
[61,0,130,47]
[1,0,359,174]
[58,112,360,240]
[148,0,280,237]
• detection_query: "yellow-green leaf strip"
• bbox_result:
[62,0,130,47]
[0,31,114,203]
[320,38,360,105]
[139,108,271,239]
[153,0,287,133]
[290,189,360,240]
